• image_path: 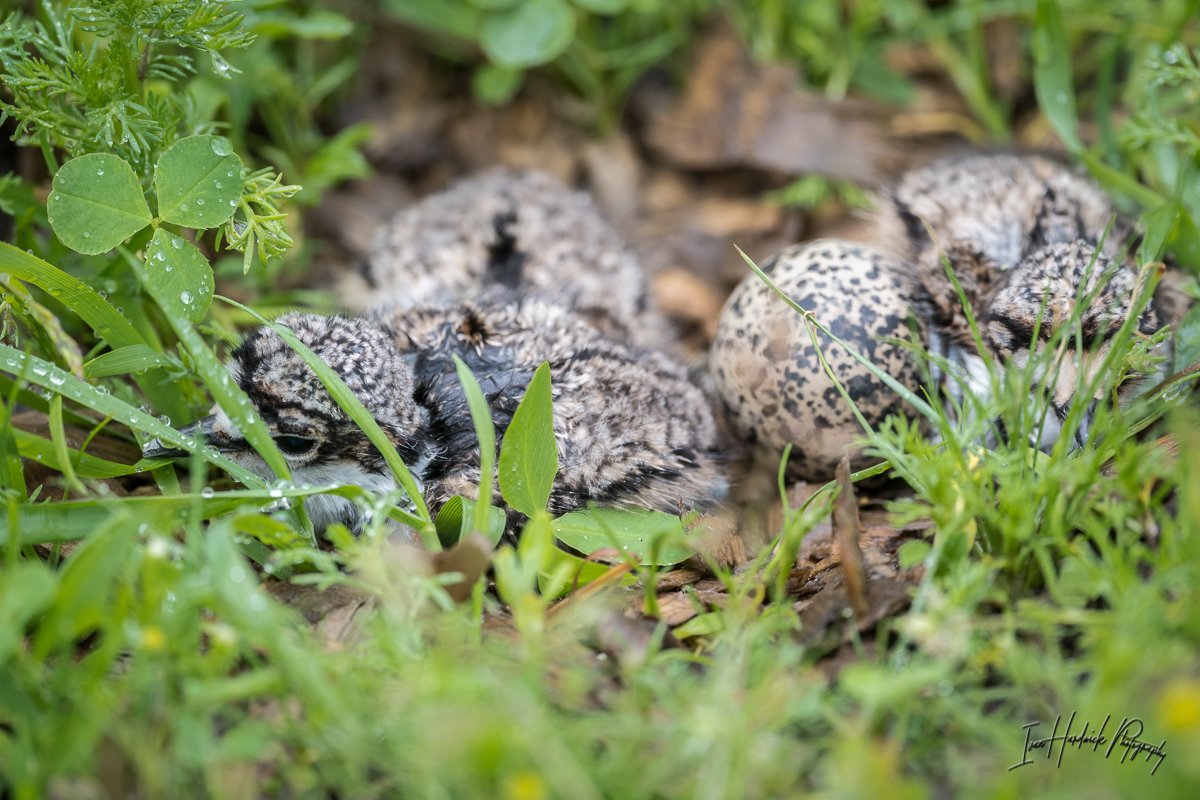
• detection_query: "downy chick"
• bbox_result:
[873,153,1180,441]
[147,303,727,539]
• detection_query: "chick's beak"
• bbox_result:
[141,414,246,459]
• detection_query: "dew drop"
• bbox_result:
[98,290,107,299]
[96,168,104,176]
[165,266,172,272]
[180,203,189,211]
[155,251,165,261]
[160,416,171,426]
[48,369,66,386]
[196,198,204,206]
[83,231,91,238]
[269,488,283,498]
[210,137,233,157]
[229,200,237,207]
[215,181,222,188]
[171,239,181,249]
[180,291,193,304]
[201,487,215,498]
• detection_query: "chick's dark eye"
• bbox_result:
[274,435,315,455]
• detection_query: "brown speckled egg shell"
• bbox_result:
[710,239,925,481]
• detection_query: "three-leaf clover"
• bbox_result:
[47,135,247,321]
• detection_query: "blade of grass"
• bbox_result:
[10,427,168,479]
[0,484,382,547]
[0,243,143,348]
[47,394,86,497]
[0,242,189,419]
[453,354,496,546]
[0,344,263,486]
[83,345,183,378]
[216,296,436,540]
[123,251,293,488]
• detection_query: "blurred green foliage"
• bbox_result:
[1,1,1199,799]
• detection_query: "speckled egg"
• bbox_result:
[710,239,925,481]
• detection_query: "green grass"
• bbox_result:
[2,1,1200,798]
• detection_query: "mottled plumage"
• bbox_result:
[874,153,1139,351]
[154,303,726,539]
[145,169,724,540]
[362,167,669,349]
[873,153,1180,441]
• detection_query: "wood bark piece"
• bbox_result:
[833,456,869,621]
[643,23,895,183]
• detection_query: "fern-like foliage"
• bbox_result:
[0,0,299,268]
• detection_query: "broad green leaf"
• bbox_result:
[480,0,575,69]
[1032,0,1082,152]
[144,229,214,322]
[219,297,433,532]
[453,355,497,543]
[435,495,507,549]
[552,507,697,565]
[84,344,182,378]
[472,63,525,106]
[155,135,244,229]
[47,153,152,254]
[499,361,558,517]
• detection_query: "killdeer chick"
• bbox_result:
[983,240,1162,447]
[359,167,670,350]
[873,153,1181,438]
[149,302,727,539]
